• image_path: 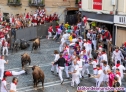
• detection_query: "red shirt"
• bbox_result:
[4,71,13,76]
[74,25,77,31]
[48,26,53,32]
[55,26,60,32]
[108,72,115,87]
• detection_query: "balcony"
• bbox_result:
[7,0,22,6]
[29,0,45,7]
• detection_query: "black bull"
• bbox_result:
[12,39,30,52]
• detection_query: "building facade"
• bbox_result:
[0,0,77,23]
[80,0,126,46]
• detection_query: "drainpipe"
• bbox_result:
[115,0,118,15]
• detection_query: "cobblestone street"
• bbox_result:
[4,39,126,92]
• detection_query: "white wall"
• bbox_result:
[82,0,126,15]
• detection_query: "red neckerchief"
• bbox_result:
[2,78,6,81]
[116,50,119,53]
[97,67,102,70]
[14,82,17,85]
[109,72,113,75]
[79,40,81,42]
[116,72,121,76]
[87,40,92,44]
[102,52,106,55]
[77,59,80,61]
[99,46,102,48]
[116,64,120,67]
[83,50,86,53]
[66,46,69,48]
[94,59,97,63]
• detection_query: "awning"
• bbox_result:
[66,7,79,11]
[88,18,114,24]
[114,24,126,27]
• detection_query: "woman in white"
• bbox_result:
[1,77,8,92]
[69,61,80,87]
[51,50,60,74]
[10,77,18,92]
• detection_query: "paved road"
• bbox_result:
[4,39,126,92]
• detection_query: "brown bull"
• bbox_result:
[21,53,31,69]
[32,65,44,90]
[31,38,40,53]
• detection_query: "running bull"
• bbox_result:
[12,39,30,52]
[31,38,40,53]
[21,53,31,69]
[32,65,45,90]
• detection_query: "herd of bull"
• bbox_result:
[12,37,45,90]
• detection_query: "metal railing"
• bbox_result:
[29,0,45,7]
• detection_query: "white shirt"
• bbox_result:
[112,50,124,62]
[73,64,80,75]
[63,33,70,40]
[1,80,7,92]
[0,59,6,69]
[72,38,77,43]
[80,50,87,59]
[101,53,108,62]
[116,74,121,85]
[112,65,126,79]
[61,37,65,46]
[10,83,16,91]
[77,59,83,68]
[97,69,104,82]
[103,65,110,80]
[91,60,98,68]
[54,54,60,62]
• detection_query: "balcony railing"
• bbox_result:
[8,0,22,6]
[29,0,45,7]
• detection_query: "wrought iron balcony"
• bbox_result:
[7,0,22,6]
[29,0,45,7]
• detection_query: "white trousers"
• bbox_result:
[82,64,90,76]
[0,67,4,80]
[71,73,80,87]
[92,40,97,50]
[48,32,52,39]
[58,67,64,82]
[11,70,25,76]
[59,44,63,52]
[51,64,59,73]
[79,68,82,78]
[65,65,70,78]
[2,47,8,56]
[96,80,103,92]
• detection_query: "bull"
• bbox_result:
[12,39,20,53]
[32,65,44,90]
[31,38,40,53]
[21,53,31,69]
[20,39,30,50]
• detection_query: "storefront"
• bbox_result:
[114,15,126,47]
[80,11,115,44]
